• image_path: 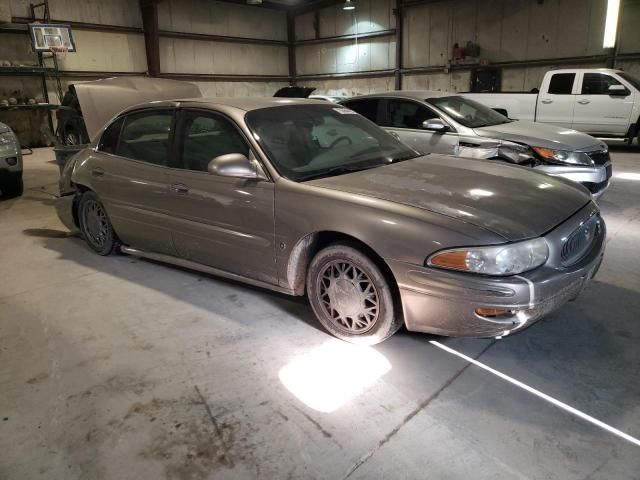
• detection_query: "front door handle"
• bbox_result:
[540,99,553,104]
[577,99,591,105]
[90,167,105,178]
[170,183,189,194]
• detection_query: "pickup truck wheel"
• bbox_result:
[78,191,118,255]
[307,244,402,345]
[0,172,23,197]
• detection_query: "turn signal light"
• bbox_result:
[429,250,468,270]
[532,146,555,159]
[475,307,512,318]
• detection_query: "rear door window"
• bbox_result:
[98,116,124,154]
[116,110,174,166]
[341,99,380,123]
[547,73,576,94]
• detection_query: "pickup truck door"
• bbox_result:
[572,72,635,136]
[536,72,577,128]
[382,99,458,155]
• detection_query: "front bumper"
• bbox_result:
[391,203,606,338]
[535,163,612,198]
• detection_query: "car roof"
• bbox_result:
[344,91,455,101]
[132,96,330,112]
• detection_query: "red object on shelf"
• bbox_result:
[452,43,464,60]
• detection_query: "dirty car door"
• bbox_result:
[89,108,177,255]
[166,109,276,284]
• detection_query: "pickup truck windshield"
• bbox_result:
[427,96,512,128]
[618,72,640,91]
[246,104,420,182]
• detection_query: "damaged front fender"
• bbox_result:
[455,137,537,166]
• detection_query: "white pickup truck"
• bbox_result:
[465,68,640,144]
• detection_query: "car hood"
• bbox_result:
[0,122,9,134]
[309,155,590,241]
[474,120,602,151]
[73,76,202,142]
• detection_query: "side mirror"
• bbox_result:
[608,84,630,96]
[208,153,259,179]
[422,118,449,133]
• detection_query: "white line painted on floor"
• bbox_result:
[429,340,640,448]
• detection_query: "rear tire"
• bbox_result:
[307,243,402,345]
[0,172,23,198]
[78,191,118,255]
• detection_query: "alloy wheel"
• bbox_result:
[82,199,109,249]
[317,260,380,334]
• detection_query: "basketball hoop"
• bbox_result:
[49,45,68,54]
[49,45,69,61]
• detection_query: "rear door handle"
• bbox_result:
[90,168,105,178]
[540,99,553,104]
[577,99,590,105]
[170,183,189,194]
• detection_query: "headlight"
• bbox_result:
[532,146,593,166]
[427,238,549,276]
[0,132,17,154]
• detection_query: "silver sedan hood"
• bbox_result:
[309,155,590,241]
[474,120,603,151]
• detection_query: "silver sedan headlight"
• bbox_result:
[532,146,593,166]
[427,238,549,276]
[0,132,17,154]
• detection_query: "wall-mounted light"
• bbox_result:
[343,0,355,11]
[603,0,620,48]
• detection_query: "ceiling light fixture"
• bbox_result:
[603,0,620,48]
[343,0,355,11]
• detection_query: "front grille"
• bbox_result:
[588,150,610,166]
[561,214,602,266]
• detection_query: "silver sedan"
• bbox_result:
[57,97,605,344]
[341,91,612,198]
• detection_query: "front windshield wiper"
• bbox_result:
[389,153,421,162]
[297,162,385,182]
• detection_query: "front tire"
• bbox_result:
[78,191,118,255]
[307,243,402,345]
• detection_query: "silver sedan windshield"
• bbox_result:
[427,96,512,128]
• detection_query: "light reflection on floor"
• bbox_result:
[278,339,392,413]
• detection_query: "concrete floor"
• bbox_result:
[1,146,639,480]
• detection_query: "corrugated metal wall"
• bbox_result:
[0,0,289,107]
[298,0,640,96]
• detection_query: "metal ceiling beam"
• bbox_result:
[290,0,344,16]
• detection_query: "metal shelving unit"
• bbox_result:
[0,0,64,138]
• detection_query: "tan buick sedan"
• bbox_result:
[57,97,605,344]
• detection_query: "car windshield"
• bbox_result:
[245,104,420,181]
[427,95,512,128]
[618,72,640,91]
